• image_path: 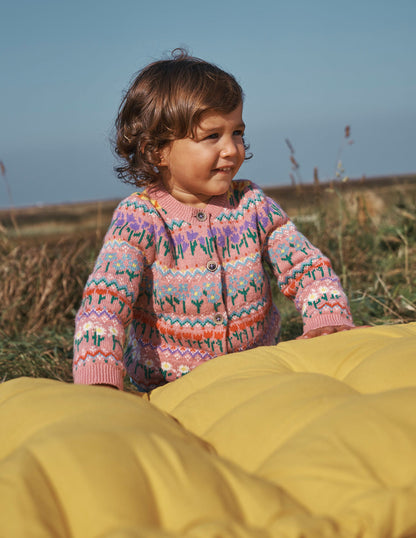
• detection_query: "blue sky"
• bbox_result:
[1,0,415,208]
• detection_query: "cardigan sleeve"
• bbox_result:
[255,187,354,333]
[73,198,153,389]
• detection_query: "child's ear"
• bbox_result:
[158,144,170,167]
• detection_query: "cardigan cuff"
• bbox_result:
[303,313,355,335]
[73,360,125,391]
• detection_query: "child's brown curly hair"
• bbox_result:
[114,49,250,188]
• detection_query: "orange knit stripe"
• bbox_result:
[83,287,129,305]
[285,259,331,296]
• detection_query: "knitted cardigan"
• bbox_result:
[73,180,353,390]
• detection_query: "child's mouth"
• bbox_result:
[213,167,233,173]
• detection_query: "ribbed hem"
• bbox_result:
[73,362,125,391]
[303,314,355,334]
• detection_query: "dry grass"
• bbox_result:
[0,234,99,337]
[0,232,101,385]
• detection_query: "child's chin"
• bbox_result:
[212,186,231,198]
[210,176,233,193]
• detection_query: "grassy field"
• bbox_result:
[1,179,415,386]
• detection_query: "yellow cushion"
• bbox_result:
[1,323,416,537]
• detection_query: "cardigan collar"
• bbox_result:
[146,184,229,222]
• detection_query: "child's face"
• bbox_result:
[159,104,245,207]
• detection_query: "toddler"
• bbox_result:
[73,50,354,391]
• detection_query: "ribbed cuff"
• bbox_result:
[73,361,125,391]
[303,314,355,334]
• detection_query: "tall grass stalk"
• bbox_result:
[0,161,20,235]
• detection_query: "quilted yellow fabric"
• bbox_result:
[1,323,416,537]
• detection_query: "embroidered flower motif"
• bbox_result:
[202,281,216,292]
[230,231,240,244]
[275,243,291,256]
[131,337,140,352]
[163,283,177,295]
[236,275,248,290]
[178,364,190,375]
[223,225,233,237]
[112,258,125,272]
[102,252,117,262]
[227,279,238,296]
[206,289,221,304]
[174,233,189,251]
[91,326,106,346]
[113,212,126,227]
[216,234,226,247]
[306,291,320,303]
[125,213,141,231]
[186,230,199,241]
[189,285,203,300]
[124,256,139,272]
[258,211,270,230]
[190,285,204,313]
[229,274,249,301]
[175,282,189,300]
[157,283,180,312]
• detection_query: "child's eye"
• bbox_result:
[233,130,244,137]
[205,133,219,140]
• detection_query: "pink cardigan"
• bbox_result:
[73,180,353,390]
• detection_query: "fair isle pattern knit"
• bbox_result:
[73,180,353,390]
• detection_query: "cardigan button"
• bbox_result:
[213,313,223,325]
[206,260,218,272]
[196,210,207,222]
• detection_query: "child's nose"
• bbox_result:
[220,139,238,158]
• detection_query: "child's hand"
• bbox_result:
[296,325,356,340]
